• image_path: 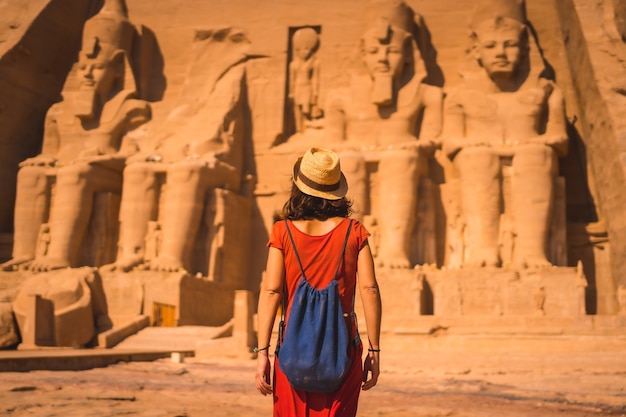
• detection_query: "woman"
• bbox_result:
[255,147,382,416]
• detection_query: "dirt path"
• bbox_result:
[1,350,624,417]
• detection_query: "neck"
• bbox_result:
[493,75,520,92]
[371,73,394,106]
[478,70,524,93]
[291,218,345,236]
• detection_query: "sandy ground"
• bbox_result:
[1,349,625,417]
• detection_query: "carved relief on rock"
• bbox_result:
[288,27,322,135]
[2,0,152,272]
[323,0,443,269]
[441,0,569,269]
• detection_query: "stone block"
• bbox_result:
[427,266,587,317]
[0,302,19,349]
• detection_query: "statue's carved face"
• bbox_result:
[77,39,122,97]
[361,27,409,80]
[472,20,526,78]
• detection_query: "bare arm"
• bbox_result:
[255,246,284,396]
[357,241,382,390]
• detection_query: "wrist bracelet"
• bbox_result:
[368,348,380,352]
[254,345,270,353]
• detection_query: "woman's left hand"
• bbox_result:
[362,350,380,391]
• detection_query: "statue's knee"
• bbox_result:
[338,150,365,175]
[459,146,495,161]
[167,161,206,183]
[56,164,92,186]
[456,147,499,175]
[17,167,47,188]
[514,145,556,172]
[124,163,155,184]
[380,149,420,174]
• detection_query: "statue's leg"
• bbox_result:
[376,148,419,269]
[512,144,556,268]
[110,162,159,272]
[1,166,50,270]
[32,164,122,271]
[294,105,303,133]
[151,161,207,272]
[455,147,501,267]
[337,150,367,223]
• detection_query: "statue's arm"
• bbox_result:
[77,99,152,165]
[323,90,348,142]
[543,84,569,157]
[418,84,443,147]
[20,105,60,167]
[312,58,321,104]
[110,98,152,157]
[288,61,296,99]
[441,89,467,159]
[118,99,157,161]
[122,99,152,132]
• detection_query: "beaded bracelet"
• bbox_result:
[368,348,381,352]
[253,345,270,353]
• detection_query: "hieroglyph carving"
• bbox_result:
[441,0,568,268]
[2,0,151,272]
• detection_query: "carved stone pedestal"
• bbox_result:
[354,268,426,334]
[427,266,587,317]
[102,270,236,329]
[354,265,594,338]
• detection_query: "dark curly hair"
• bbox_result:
[282,183,353,220]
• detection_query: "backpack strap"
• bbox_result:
[284,220,307,281]
[333,220,353,281]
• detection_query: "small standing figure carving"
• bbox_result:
[617,285,626,316]
[534,286,546,315]
[289,27,321,133]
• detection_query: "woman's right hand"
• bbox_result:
[255,352,273,396]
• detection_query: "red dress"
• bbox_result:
[267,218,370,417]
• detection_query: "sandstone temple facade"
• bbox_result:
[0,0,625,349]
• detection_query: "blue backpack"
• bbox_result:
[277,219,354,393]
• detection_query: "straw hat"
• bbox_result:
[293,147,348,200]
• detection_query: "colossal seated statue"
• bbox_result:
[107,27,252,275]
[324,0,442,268]
[441,0,568,268]
[1,0,151,272]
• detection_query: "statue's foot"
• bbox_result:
[376,252,411,269]
[29,257,70,272]
[101,255,145,272]
[149,256,187,273]
[1,256,33,271]
[464,249,500,268]
[515,254,552,269]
